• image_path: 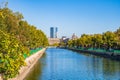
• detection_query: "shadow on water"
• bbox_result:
[24,53,46,80]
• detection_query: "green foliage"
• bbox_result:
[18,21,48,49]
[67,30,119,50]
[68,40,74,47]
[0,4,48,79]
[114,27,120,48]
[102,31,117,49]
[0,7,48,49]
[0,30,26,79]
[92,34,103,48]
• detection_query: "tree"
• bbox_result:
[92,34,103,48]
[114,27,120,49]
[0,30,27,79]
[102,31,117,50]
[0,4,48,79]
[79,34,92,48]
[67,40,73,47]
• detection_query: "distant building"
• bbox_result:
[61,36,69,43]
[50,27,54,38]
[49,27,59,45]
[61,36,67,41]
[72,33,78,40]
[50,27,58,38]
[48,38,60,45]
[55,27,58,38]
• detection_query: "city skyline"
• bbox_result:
[50,27,58,38]
[1,0,120,38]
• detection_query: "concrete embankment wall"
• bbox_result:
[68,48,120,61]
[8,48,46,80]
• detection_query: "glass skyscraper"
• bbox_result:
[55,27,58,38]
[50,27,54,38]
[50,27,58,38]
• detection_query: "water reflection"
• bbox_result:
[25,48,120,80]
[102,59,120,79]
[24,53,46,80]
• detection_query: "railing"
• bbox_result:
[23,48,43,59]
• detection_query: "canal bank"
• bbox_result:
[67,48,120,61]
[8,48,46,80]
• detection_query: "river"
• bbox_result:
[24,48,120,80]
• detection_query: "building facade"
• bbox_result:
[55,27,58,38]
[50,27,54,38]
[72,33,78,40]
[50,27,58,38]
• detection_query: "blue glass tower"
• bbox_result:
[50,27,58,38]
[50,27,54,38]
[55,27,58,38]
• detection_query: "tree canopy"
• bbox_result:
[67,29,120,50]
[0,5,48,79]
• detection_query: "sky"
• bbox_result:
[0,0,120,38]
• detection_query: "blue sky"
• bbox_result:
[1,0,120,38]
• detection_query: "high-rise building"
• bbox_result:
[55,27,58,38]
[50,27,58,38]
[50,27,54,38]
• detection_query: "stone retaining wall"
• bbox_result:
[0,48,46,80]
[68,48,120,61]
